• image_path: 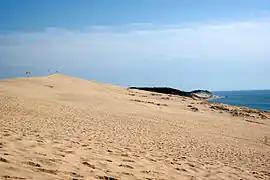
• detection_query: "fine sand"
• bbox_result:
[0,74,270,180]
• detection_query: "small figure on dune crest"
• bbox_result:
[48,68,53,75]
[48,68,59,75]
[25,71,31,78]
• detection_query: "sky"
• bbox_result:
[0,0,270,91]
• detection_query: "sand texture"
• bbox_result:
[0,74,270,180]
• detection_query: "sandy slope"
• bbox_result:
[0,74,269,180]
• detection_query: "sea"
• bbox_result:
[209,90,270,112]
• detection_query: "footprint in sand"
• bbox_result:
[82,161,96,169]
[141,170,161,175]
[171,161,182,166]
[121,172,134,176]
[48,158,63,164]
[39,158,64,166]
[105,159,113,162]
[36,168,58,175]
[34,152,47,156]
[36,139,45,143]
[1,175,26,179]
[15,137,22,141]
[146,157,156,162]
[60,149,75,154]
[144,178,155,180]
[186,163,196,168]
[3,133,11,137]
[24,161,41,167]
[122,159,135,163]
[119,164,134,169]
[63,171,84,178]
[53,152,65,157]
[107,149,113,153]
[0,157,9,163]
[175,167,188,173]
[120,153,129,157]
[97,175,118,180]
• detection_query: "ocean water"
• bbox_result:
[209,90,270,112]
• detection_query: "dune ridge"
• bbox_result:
[0,74,270,180]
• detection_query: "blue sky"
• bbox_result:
[0,0,270,91]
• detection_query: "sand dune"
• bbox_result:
[0,74,270,180]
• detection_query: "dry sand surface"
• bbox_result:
[0,74,270,180]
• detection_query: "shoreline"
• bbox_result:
[208,96,270,113]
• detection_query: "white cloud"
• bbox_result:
[0,18,269,69]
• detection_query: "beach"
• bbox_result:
[0,74,270,180]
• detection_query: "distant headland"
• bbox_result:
[128,87,218,100]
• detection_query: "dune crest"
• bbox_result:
[1,74,270,180]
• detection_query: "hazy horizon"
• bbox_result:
[1,73,270,92]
